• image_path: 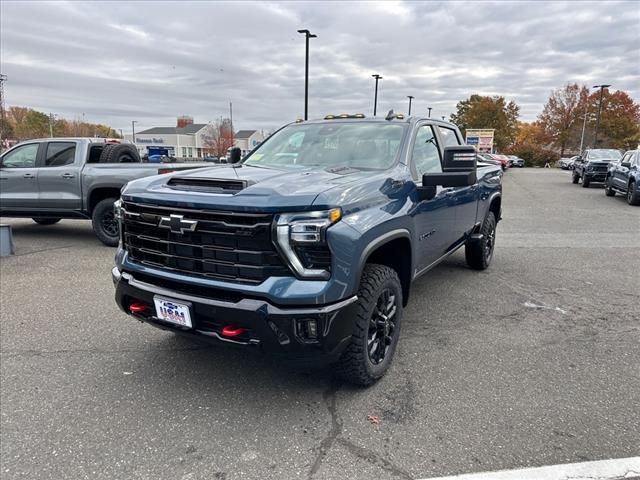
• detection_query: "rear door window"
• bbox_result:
[44,142,76,167]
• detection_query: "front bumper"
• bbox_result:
[113,268,358,366]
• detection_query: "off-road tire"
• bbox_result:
[336,264,403,386]
[92,198,119,246]
[465,211,497,270]
[99,144,139,163]
[572,172,579,184]
[32,218,61,225]
[582,174,590,188]
[628,182,640,206]
[604,178,616,196]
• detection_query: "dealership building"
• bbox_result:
[124,117,265,159]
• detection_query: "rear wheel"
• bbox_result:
[337,264,403,386]
[91,198,119,246]
[465,211,497,270]
[32,218,61,225]
[604,178,616,197]
[628,182,640,206]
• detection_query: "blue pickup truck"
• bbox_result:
[112,114,503,385]
[604,149,640,205]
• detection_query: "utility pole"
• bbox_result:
[132,120,138,143]
[407,96,414,116]
[427,106,432,118]
[592,84,610,147]
[297,29,317,120]
[372,74,382,116]
[229,101,234,144]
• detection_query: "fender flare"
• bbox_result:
[355,228,412,287]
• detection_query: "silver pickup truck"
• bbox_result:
[0,138,208,245]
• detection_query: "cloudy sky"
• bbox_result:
[1,1,638,133]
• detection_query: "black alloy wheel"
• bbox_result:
[368,288,398,365]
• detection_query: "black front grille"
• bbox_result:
[122,201,290,284]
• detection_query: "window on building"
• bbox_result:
[182,147,187,158]
[188,147,193,157]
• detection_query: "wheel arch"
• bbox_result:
[88,186,122,214]
[358,229,412,307]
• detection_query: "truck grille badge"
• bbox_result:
[158,214,198,234]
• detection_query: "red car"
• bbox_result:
[489,153,510,170]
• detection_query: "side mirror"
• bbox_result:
[621,161,631,168]
[229,147,242,164]
[442,145,477,172]
[417,171,477,201]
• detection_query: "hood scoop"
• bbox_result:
[167,177,249,194]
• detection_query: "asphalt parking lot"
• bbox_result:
[1,168,638,480]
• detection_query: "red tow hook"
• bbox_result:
[129,303,149,314]
[221,325,247,338]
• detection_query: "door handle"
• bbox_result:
[62,173,75,179]
[23,173,35,179]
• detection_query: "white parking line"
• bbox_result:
[419,457,640,480]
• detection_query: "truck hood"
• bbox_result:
[122,164,386,212]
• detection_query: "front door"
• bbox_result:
[0,143,41,209]
[37,141,82,210]
[410,124,457,272]
[437,126,479,243]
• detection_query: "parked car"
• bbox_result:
[572,149,623,187]
[112,115,503,386]
[488,153,510,170]
[508,155,525,168]
[559,157,576,170]
[604,149,640,205]
[0,138,210,245]
[477,153,503,167]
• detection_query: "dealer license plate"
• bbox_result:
[153,296,192,328]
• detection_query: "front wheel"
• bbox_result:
[32,218,61,225]
[337,264,403,386]
[604,178,616,197]
[465,211,497,270]
[628,182,640,206]
[91,198,119,246]
[582,174,590,188]
[572,172,580,184]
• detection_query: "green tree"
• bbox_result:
[450,95,520,151]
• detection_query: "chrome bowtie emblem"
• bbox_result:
[158,214,198,234]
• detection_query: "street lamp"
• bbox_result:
[132,120,138,143]
[297,29,317,120]
[592,84,610,147]
[579,103,589,154]
[407,95,414,116]
[372,74,382,116]
[427,107,432,118]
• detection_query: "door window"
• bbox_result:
[412,125,442,180]
[1,144,39,168]
[44,142,76,167]
[438,127,461,146]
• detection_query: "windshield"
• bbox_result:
[586,149,622,160]
[244,122,407,170]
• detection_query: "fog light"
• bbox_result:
[296,319,318,341]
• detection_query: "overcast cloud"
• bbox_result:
[1,0,638,133]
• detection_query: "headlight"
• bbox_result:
[275,208,341,279]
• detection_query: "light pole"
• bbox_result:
[131,120,138,143]
[592,84,610,147]
[579,103,589,153]
[407,95,414,115]
[427,107,432,118]
[372,74,382,116]
[49,113,56,138]
[297,29,317,120]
